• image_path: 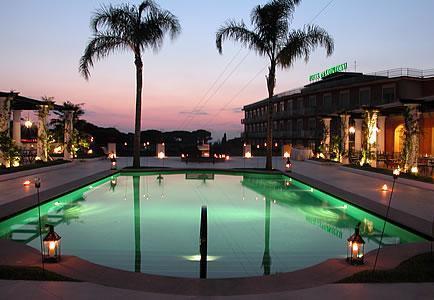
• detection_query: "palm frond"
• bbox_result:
[138,0,159,18]
[250,0,300,42]
[216,20,266,55]
[277,24,334,68]
[91,4,135,35]
[79,34,129,80]
[137,9,181,51]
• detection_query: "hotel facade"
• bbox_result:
[242,68,434,167]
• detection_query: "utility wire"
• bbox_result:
[201,65,267,129]
[182,50,250,129]
[177,47,244,130]
[307,0,335,24]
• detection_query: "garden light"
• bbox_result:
[346,223,365,265]
[285,158,292,171]
[43,225,61,262]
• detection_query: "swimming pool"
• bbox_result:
[0,171,424,278]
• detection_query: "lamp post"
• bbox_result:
[34,177,45,272]
[373,168,400,271]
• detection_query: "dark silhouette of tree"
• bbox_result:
[80,0,181,168]
[50,101,85,143]
[216,0,334,169]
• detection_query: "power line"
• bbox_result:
[181,50,250,129]
[177,47,244,130]
[307,0,335,24]
[201,65,267,129]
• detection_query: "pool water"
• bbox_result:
[0,171,424,278]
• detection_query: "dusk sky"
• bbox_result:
[1,0,434,140]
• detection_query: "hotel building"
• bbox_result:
[242,68,434,159]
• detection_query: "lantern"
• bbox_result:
[393,168,400,180]
[24,119,33,129]
[111,157,117,170]
[381,184,388,192]
[410,166,418,175]
[43,225,61,262]
[346,223,365,265]
[285,158,292,172]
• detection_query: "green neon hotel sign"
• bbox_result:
[309,62,348,82]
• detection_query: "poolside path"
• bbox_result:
[0,280,433,299]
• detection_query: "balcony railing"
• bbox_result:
[368,68,434,79]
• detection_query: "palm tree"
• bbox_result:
[79,0,181,168]
[216,0,334,170]
[50,101,85,143]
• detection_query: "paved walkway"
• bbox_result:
[1,280,433,300]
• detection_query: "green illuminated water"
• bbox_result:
[0,171,424,278]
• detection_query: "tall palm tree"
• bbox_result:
[80,0,181,168]
[216,0,334,170]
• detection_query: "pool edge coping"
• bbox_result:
[0,239,431,296]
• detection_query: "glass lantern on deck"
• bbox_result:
[346,222,365,265]
[43,225,62,262]
[285,158,292,172]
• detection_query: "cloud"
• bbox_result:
[179,110,209,116]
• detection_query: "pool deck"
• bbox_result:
[1,280,433,300]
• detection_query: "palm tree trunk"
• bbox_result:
[265,61,276,170]
[133,52,143,168]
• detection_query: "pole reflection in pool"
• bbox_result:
[133,176,141,272]
[262,197,271,275]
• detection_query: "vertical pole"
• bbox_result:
[200,205,207,279]
[133,176,141,272]
[431,216,433,256]
[373,177,396,272]
[262,198,271,275]
[35,177,45,274]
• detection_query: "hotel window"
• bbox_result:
[308,96,316,107]
[280,101,285,112]
[382,85,396,104]
[297,119,303,132]
[279,120,284,130]
[339,90,350,109]
[308,118,316,130]
[274,103,278,113]
[323,94,332,109]
[287,120,292,132]
[359,88,370,106]
[288,100,293,114]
